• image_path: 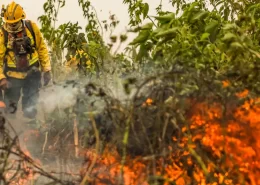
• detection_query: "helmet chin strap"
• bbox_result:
[4,21,23,33]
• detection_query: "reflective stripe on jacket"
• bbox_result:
[0,20,51,79]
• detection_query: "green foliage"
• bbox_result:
[39,0,113,79]
[123,0,149,27]
[126,0,260,93]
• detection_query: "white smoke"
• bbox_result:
[38,70,148,115]
[38,83,82,113]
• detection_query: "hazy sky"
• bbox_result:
[3,0,173,51]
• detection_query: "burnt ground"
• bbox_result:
[2,84,85,184]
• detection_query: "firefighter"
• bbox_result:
[0,2,52,120]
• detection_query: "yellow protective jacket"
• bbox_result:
[0,20,51,80]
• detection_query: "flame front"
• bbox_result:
[81,90,260,185]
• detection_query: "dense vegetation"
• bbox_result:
[0,0,260,184]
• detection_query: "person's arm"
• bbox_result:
[31,21,51,72]
[0,29,6,80]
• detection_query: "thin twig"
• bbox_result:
[42,131,48,155]
[73,115,79,158]
[119,111,132,185]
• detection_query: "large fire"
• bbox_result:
[3,84,260,184]
[80,88,260,185]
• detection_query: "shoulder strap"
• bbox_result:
[24,20,36,48]
[1,21,36,51]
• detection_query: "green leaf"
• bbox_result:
[222,33,237,42]
[201,33,210,40]
[136,43,147,61]
[223,23,237,30]
[143,3,149,19]
[141,22,153,30]
[129,30,150,45]
[191,11,209,22]
[110,35,117,43]
[155,27,179,38]
[120,34,128,42]
[60,1,66,8]
[152,13,175,23]
[205,20,219,33]
[187,1,200,12]
[151,27,164,36]
[224,7,230,20]
[230,42,243,49]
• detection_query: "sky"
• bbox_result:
[2,0,173,52]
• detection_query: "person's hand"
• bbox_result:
[43,71,52,86]
[0,78,10,90]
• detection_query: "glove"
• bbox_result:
[43,71,52,86]
[0,78,10,90]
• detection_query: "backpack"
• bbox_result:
[1,20,36,49]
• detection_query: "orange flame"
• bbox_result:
[80,88,260,184]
